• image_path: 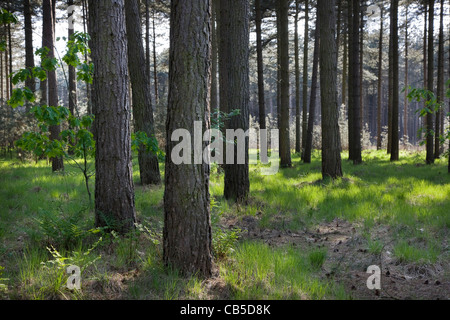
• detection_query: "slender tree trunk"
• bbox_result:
[68,0,77,118]
[24,0,35,93]
[319,0,342,179]
[145,0,151,87]
[390,0,399,162]
[342,20,348,107]
[164,0,212,277]
[43,0,64,172]
[301,0,309,158]
[359,1,365,132]
[81,0,92,115]
[255,0,266,131]
[348,0,362,164]
[404,4,409,142]
[294,0,300,153]
[211,0,218,113]
[303,11,320,164]
[7,19,12,98]
[152,8,158,105]
[376,4,383,150]
[277,0,292,168]
[426,0,434,164]
[89,0,136,234]
[435,0,444,159]
[125,0,161,186]
[220,0,250,202]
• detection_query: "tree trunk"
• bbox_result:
[24,0,35,93]
[255,0,266,131]
[164,0,212,277]
[294,0,300,153]
[145,0,151,87]
[68,0,77,118]
[390,0,399,162]
[303,11,320,164]
[43,0,64,172]
[319,0,343,179]
[220,0,250,202]
[348,0,362,164]
[403,4,408,142]
[125,0,161,186]
[426,0,434,164]
[301,0,309,158]
[89,0,136,234]
[277,0,292,168]
[211,0,218,113]
[376,4,383,150]
[435,0,444,159]
[152,9,158,105]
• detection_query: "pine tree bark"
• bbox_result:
[435,0,444,159]
[301,0,309,159]
[376,4,383,150]
[390,0,399,162]
[24,0,35,93]
[43,0,64,172]
[319,0,343,179]
[348,0,362,164]
[255,0,266,131]
[89,0,136,234]
[303,11,320,164]
[164,0,212,277]
[403,4,409,141]
[294,0,300,153]
[125,0,161,186]
[426,0,434,164]
[277,0,292,168]
[220,0,250,202]
[68,0,77,117]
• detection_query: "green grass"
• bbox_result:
[0,149,449,300]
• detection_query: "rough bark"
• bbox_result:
[89,0,136,234]
[164,0,212,277]
[301,0,309,158]
[390,0,399,162]
[277,0,292,168]
[24,0,35,93]
[376,4,383,150]
[219,0,250,201]
[426,0,434,164]
[348,0,362,164]
[403,4,408,141]
[125,0,161,186]
[294,0,300,153]
[319,0,343,179]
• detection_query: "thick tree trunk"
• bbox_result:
[348,0,362,164]
[426,0,434,164]
[220,0,250,202]
[277,0,292,168]
[89,0,136,234]
[164,0,212,277]
[390,0,399,162]
[125,0,161,186]
[319,0,343,179]
[24,0,35,93]
[303,12,320,164]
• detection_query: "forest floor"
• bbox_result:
[0,150,449,300]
